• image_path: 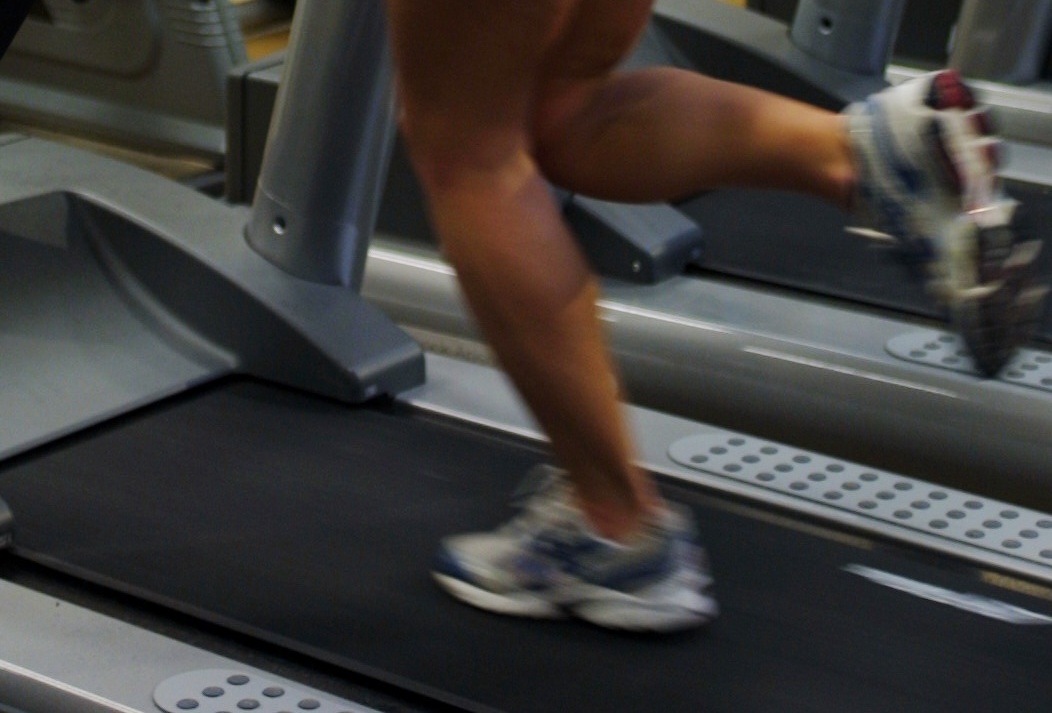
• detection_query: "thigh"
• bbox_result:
[385,0,572,154]
[541,0,655,83]
[531,0,654,143]
[385,0,654,157]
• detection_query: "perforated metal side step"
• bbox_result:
[154,669,375,713]
[669,433,1052,569]
[887,330,1052,390]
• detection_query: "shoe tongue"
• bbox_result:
[511,465,569,508]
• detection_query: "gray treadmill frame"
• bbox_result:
[0,579,382,713]
[659,0,1052,147]
[0,2,425,461]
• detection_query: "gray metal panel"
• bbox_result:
[225,53,285,205]
[154,670,377,713]
[749,0,964,66]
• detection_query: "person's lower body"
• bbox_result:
[385,0,720,633]
[385,1,1046,633]
[429,68,1047,634]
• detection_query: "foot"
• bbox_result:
[846,70,1047,375]
[432,466,718,633]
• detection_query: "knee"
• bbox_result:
[398,109,531,197]
[531,81,600,183]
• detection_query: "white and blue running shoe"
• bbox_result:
[432,467,718,632]
[847,70,1047,375]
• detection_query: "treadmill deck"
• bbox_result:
[1,380,1050,713]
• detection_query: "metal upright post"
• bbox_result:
[246,0,396,290]
[950,0,1052,85]
[789,0,907,76]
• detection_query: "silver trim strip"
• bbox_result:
[845,564,1052,625]
[744,346,962,398]
[0,659,143,713]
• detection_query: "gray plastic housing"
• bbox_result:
[0,137,424,461]
[789,0,907,76]
[0,0,246,159]
[563,194,704,283]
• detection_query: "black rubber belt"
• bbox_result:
[1,380,1050,713]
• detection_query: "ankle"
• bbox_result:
[574,489,661,542]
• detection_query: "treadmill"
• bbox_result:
[1,3,1051,713]
[359,1,1052,506]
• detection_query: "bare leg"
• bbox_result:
[385,0,856,539]
[534,68,854,205]
[386,0,658,538]
[530,3,853,204]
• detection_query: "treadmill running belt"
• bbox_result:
[1,381,1050,713]
[680,181,1052,342]
[0,0,30,60]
